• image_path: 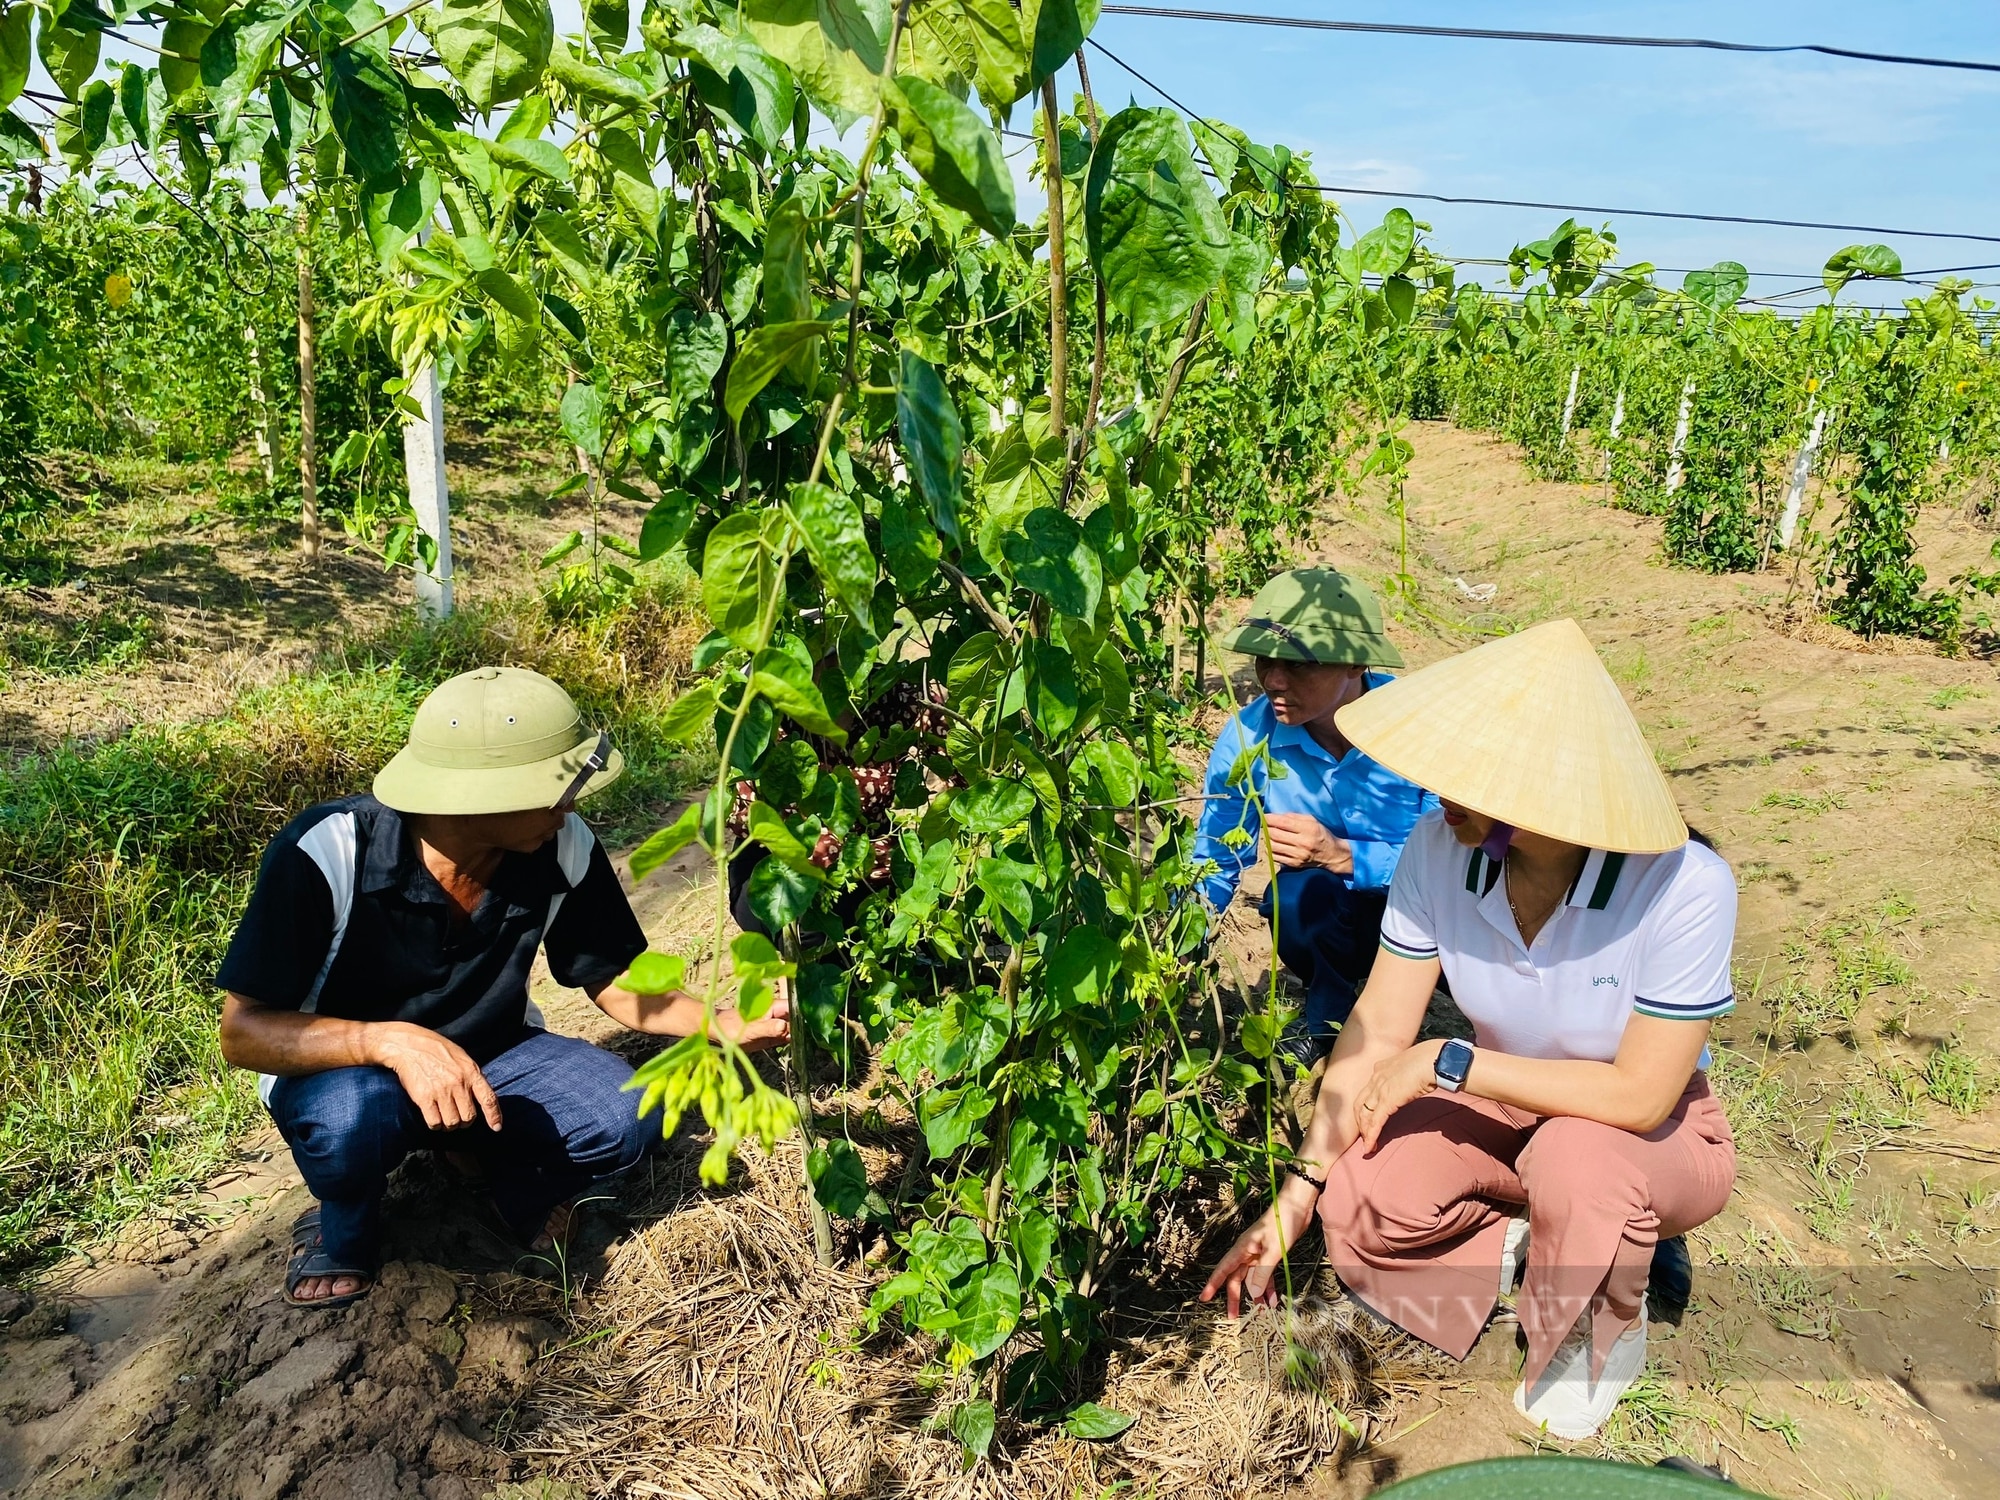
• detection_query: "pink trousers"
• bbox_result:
[1318,1077,1735,1384]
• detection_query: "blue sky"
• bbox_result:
[1045,1,2000,310]
[37,2,2000,309]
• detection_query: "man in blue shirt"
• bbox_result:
[1197,569,1436,1069]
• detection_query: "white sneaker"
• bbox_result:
[1497,1213,1530,1299]
[1513,1312,1646,1439]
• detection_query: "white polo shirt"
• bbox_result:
[1378,812,1735,1064]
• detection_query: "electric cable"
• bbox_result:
[1082,39,2000,247]
[1295,181,2000,247]
[1097,6,2000,77]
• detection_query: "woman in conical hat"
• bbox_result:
[1203,619,1738,1440]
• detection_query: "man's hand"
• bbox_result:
[367,1022,503,1132]
[1352,1039,1446,1154]
[1265,813,1354,874]
[1199,1178,1321,1317]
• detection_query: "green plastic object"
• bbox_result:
[1373,1457,1761,1498]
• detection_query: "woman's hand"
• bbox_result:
[711,994,791,1052]
[1265,813,1354,875]
[1352,1039,1446,1154]
[1200,1178,1321,1317]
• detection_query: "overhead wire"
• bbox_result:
[1096,7,2000,77]
[1285,181,2000,247]
[1081,39,2000,248]
[1005,112,2000,297]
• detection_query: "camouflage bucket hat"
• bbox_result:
[1217,568,1404,669]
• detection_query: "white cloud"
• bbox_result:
[1669,57,2000,150]
[1309,155,1428,191]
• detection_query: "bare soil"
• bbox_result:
[0,424,643,753]
[5,423,1999,1498]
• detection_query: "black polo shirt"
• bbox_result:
[217,794,647,1064]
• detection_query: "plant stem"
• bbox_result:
[1136,295,1208,480]
[781,925,835,1267]
[1062,51,1108,511]
[1040,75,1068,449]
[984,946,1025,1225]
[938,559,1017,641]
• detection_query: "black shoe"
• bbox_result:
[1656,1456,1734,1485]
[1648,1234,1693,1321]
[1272,1019,1334,1074]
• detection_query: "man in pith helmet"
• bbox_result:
[1196,568,1436,1069]
[218,667,787,1310]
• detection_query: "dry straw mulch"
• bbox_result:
[515,1137,1445,1499]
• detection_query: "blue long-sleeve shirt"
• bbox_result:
[1194,679,1438,910]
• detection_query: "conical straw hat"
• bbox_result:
[1333,618,1687,853]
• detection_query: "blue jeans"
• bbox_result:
[1257,868,1389,1041]
[267,1028,655,1269]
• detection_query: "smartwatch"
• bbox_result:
[1434,1038,1475,1093]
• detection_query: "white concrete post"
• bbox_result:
[244,324,278,487]
[1776,403,1827,551]
[1602,383,1626,479]
[402,357,454,618]
[1664,377,1695,495]
[1560,364,1580,438]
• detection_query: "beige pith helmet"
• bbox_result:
[373,667,624,817]
[1333,618,1687,853]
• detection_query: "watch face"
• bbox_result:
[1438,1040,1473,1083]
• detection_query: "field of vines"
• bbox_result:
[3,0,2000,1489]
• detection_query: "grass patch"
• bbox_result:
[0,607,158,677]
[1713,1228,1840,1342]
[0,582,706,1271]
[1595,1367,1705,1465]
[1922,1039,1990,1116]
[1707,1043,1791,1154]
[1757,911,1914,1049]
[1759,789,1847,815]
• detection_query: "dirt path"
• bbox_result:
[5,423,1998,1498]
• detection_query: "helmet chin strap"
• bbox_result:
[1480,821,1516,861]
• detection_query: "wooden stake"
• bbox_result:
[1192,609,1206,699]
[1560,363,1579,439]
